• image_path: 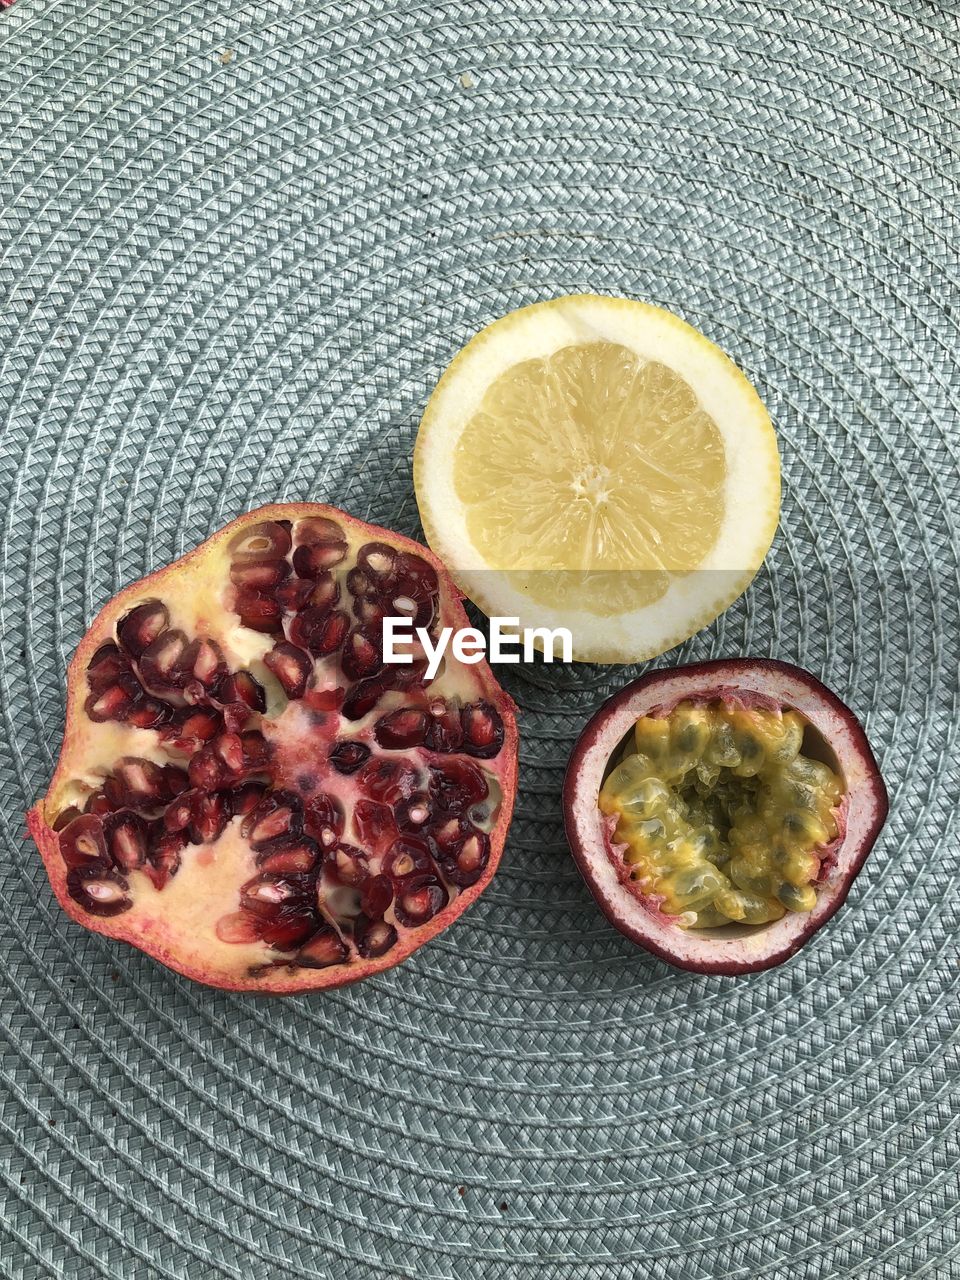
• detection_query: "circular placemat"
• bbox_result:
[1,2,958,1277]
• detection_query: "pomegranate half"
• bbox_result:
[28,504,518,993]
[563,659,888,974]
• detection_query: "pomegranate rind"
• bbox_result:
[27,503,518,994]
[562,658,888,975]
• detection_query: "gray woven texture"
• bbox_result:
[1,1,958,1276]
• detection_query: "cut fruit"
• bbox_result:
[414,295,780,663]
[27,504,518,994]
[563,659,888,974]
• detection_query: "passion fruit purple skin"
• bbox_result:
[562,658,889,975]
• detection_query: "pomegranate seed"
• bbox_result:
[355,916,398,959]
[395,792,432,830]
[183,638,227,691]
[394,875,447,927]
[429,759,488,814]
[104,811,150,870]
[275,577,315,611]
[214,732,244,775]
[329,740,371,775]
[264,642,312,699]
[164,706,223,752]
[84,790,114,816]
[87,643,131,695]
[240,730,270,771]
[304,687,344,713]
[117,599,169,658]
[189,745,226,790]
[259,910,318,951]
[126,698,171,730]
[461,701,505,759]
[353,597,387,628]
[354,800,398,855]
[307,572,340,612]
[164,793,193,833]
[229,560,289,590]
[218,670,266,712]
[146,831,186,889]
[357,542,397,581]
[58,815,108,868]
[139,629,190,690]
[394,552,439,599]
[294,516,347,549]
[441,831,490,887]
[190,731,267,790]
[341,676,387,721]
[342,628,381,680]
[234,590,282,634]
[304,793,344,846]
[190,791,230,845]
[52,806,82,832]
[292,542,346,577]
[296,925,348,968]
[374,707,428,750]
[389,658,429,692]
[413,598,436,629]
[432,815,466,851]
[229,782,267,816]
[104,757,172,810]
[216,912,263,944]
[328,843,369,887]
[359,758,420,805]
[162,764,190,796]
[384,836,434,882]
[66,867,131,916]
[221,702,252,735]
[241,790,303,847]
[290,607,349,656]
[241,873,310,917]
[346,567,370,597]
[457,831,489,873]
[256,838,320,875]
[425,700,464,753]
[82,879,125,902]
[86,676,140,723]
[359,874,393,919]
[391,563,435,622]
[229,521,292,562]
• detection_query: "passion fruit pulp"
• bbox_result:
[563,659,888,974]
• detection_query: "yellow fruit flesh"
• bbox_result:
[598,701,845,927]
[452,342,725,615]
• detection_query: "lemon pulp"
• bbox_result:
[453,343,725,614]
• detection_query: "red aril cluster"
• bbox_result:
[29,504,518,993]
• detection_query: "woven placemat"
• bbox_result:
[1,2,958,1277]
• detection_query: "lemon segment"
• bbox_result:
[414,295,780,662]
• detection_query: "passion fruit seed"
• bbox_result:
[599,700,844,928]
[35,505,516,993]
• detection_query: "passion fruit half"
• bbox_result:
[562,659,888,974]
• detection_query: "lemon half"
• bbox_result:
[414,295,780,663]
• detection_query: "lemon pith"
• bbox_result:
[414,295,780,662]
